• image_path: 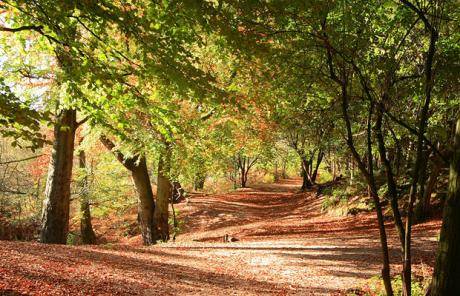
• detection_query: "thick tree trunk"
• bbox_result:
[155,149,172,242]
[99,136,156,245]
[79,150,96,245]
[131,157,156,244]
[430,118,460,295]
[40,109,77,244]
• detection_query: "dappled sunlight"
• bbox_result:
[1,179,439,295]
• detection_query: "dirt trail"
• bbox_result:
[0,179,440,295]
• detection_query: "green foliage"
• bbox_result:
[356,275,429,296]
[66,232,78,246]
[0,80,48,150]
[321,187,349,212]
[169,208,184,238]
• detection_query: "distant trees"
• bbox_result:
[235,153,258,188]
[227,0,458,294]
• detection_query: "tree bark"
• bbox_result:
[100,136,156,245]
[40,108,77,244]
[300,156,313,190]
[430,118,460,295]
[414,159,439,223]
[341,84,393,295]
[236,154,257,188]
[375,105,406,250]
[240,163,247,188]
[401,5,438,293]
[194,173,206,190]
[131,158,156,244]
[311,150,324,184]
[78,150,96,245]
[155,148,172,242]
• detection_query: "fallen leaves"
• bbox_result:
[0,179,441,295]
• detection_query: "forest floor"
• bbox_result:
[0,179,441,295]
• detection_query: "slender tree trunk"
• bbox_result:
[415,154,441,223]
[430,118,460,295]
[341,86,393,295]
[402,15,438,296]
[274,161,280,182]
[282,159,287,179]
[311,150,324,184]
[300,158,313,190]
[40,109,77,244]
[155,148,172,242]
[332,159,337,181]
[349,158,354,186]
[375,105,406,250]
[389,127,402,177]
[78,150,96,245]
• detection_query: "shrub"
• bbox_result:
[66,232,78,245]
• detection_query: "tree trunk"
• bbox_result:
[194,173,206,190]
[415,156,441,223]
[274,161,280,182]
[375,105,405,250]
[402,14,438,296]
[311,150,324,184]
[300,157,313,190]
[78,150,96,245]
[340,85,393,295]
[100,136,156,245]
[130,157,156,244]
[430,118,460,295]
[241,165,247,188]
[332,159,337,181]
[282,159,287,179]
[155,148,172,242]
[349,158,354,186]
[40,109,77,244]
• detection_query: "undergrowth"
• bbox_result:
[347,275,430,296]
[320,180,374,216]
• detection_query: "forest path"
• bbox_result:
[0,179,440,295]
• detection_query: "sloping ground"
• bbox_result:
[0,179,441,295]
